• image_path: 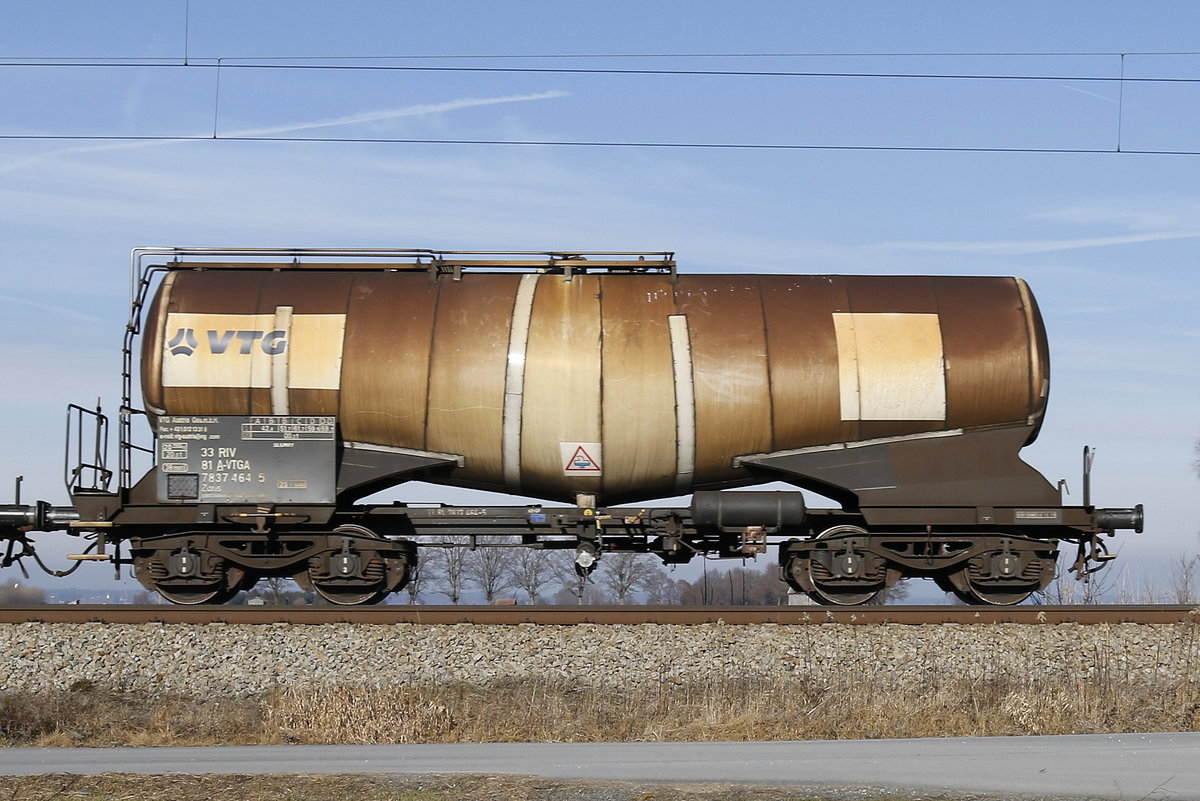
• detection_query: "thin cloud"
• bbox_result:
[0,295,109,324]
[0,90,571,175]
[884,230,1200,256]
[1033,203,1197,231]
[1058,83,1120,105]
[227,91,569,137]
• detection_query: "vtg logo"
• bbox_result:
[167,328,288,357]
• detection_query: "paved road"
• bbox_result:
[1,734,1197,800]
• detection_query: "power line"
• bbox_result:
[201,49,1200,59]
[4,59,1196,83]
[5,49,1198,156]
[3,132,1198,156]
[7,49,1200,61]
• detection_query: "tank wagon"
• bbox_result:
[0,248,1142,605]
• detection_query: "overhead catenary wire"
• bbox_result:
[5,49,1200,156]
[4,132,1199,156]
[3,58,1200,84]
[9,48,1200,60]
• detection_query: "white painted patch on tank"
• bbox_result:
[832,312,947,421]
[502,274,539,489]
[668,314,696,493]
[161,312,345,391]
[270,305,293,415]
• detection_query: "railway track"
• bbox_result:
[0,604,1194,625]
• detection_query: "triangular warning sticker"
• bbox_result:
[565,446,597,471]
[560,442,603,475]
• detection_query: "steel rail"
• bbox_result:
[0,605,1195,625]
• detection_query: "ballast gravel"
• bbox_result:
[1,621,1197,697]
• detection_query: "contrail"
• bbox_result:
[1058,82,1119,104]
[0,90,571,174]
[227,91,569,137]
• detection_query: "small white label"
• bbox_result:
[561,442,603,475]
[161,442,189,460]
[1015,509,1060,521]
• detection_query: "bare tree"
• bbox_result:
[1169,553,1200,604]
[676,563,789,605]
[403,550,439,604]
[550,581,611,604]
[1115,570,1162,604]
[644,573,687,605]
[1034,556,1118,605]
[244,577,311,605]
[428,537,471,604]
[551,551,590,605]
[865,579,910,606]
[597,552,665,604]
[262,576,289,605]
[511,548,555,604]
[465,539,517,603]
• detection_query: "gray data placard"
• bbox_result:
[155,416,336,503]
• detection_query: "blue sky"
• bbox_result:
[1,1,1197,594]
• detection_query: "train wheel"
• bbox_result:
[941,570,1035,606]
[305,525,409,606]
[944,578,1033,606]
[783,526,891,606]
[135,548,248,605]
[155,584,241,605]
[312,583,386,606]
[939,547,1054,606]
[805,571,884,606]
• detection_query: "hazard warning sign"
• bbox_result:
[560,442,603,476]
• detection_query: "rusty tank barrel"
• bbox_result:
[141,265,1050,506]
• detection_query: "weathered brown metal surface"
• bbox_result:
[521,276,603,497]
[0,605,1192,625]
[675,275,774,488]
[423,276,519,485]
[340,272,438,449]
[599,275,678,499]
[144,269,1051,505]
[760,275,855,449]
[936,277,1040,431]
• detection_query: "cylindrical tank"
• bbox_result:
[142,269,1049,505]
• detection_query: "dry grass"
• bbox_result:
[266,685,454,744]
[0,680,263,747]
[1,670,1197,748]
